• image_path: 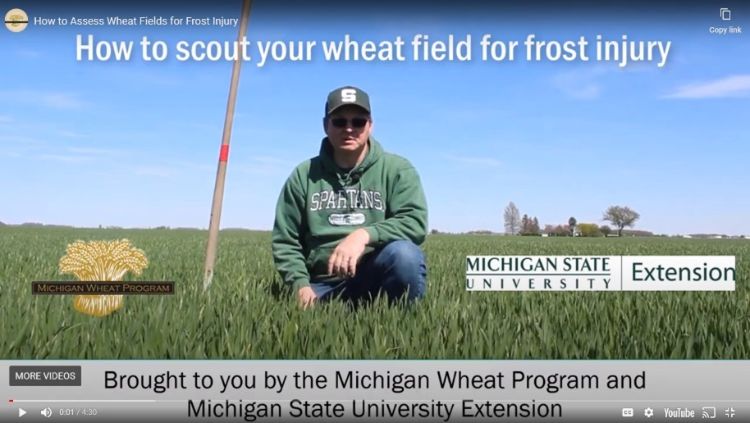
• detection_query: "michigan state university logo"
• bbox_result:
[341,88,357,103]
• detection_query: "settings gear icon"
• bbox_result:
[644,407,654,418]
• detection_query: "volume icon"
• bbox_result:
[41,407,52,418]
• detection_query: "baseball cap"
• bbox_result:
[325,86,371,116]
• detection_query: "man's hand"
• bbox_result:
[327,228,370,278]
[297,286,318,309]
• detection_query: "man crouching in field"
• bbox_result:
[272,86,428,309]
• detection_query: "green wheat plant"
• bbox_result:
[1,227,748,359]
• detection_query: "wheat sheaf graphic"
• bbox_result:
[59,239,148,317]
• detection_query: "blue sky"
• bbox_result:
[1,2,748,235]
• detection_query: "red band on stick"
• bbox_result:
[219,144,230,162]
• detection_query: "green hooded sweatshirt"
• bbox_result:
[272,137,428,291]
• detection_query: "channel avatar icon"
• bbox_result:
[5,8,28,32]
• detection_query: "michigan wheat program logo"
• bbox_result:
[5,8,28,32]
[59,239,148,317]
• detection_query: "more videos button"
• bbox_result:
[9,366,81,386]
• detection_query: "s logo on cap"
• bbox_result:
[341,88,357,103]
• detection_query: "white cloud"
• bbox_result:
[132,159,216,179]
[664,75,750,99]
[250,155,295,166]
[0,91,87,110]
[58,130,87,138]
[38,154,94,163]
[41,93,87,109]
[232,155,295,176]
[16,49,42,59]
[134,166,178,178]
[0,134,45,147]
[66,147,126,157]
[166,159,213,172]
[551,67,609,100]
[103,68,185,87]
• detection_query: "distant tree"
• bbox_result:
[544,225,570,236]
[578,223,601,237]
[430,229,440,235]
[468,230,494,235]
[603,206,640,236]
[621,229,653,237]
[554,224,570,237]
[504,202,521,235]
[544,224,572,237]
[568,217,577,236]
[600,225,612,236]
[519,214,542,236]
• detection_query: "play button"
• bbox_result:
[18,408,26,417]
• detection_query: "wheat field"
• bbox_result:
[1,227,748,359]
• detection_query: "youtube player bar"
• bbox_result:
[3,361,748,422]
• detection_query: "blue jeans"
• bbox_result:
[310,240,427,305]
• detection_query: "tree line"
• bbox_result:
[503,202,640,237]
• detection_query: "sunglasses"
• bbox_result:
[330,117,369,128]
